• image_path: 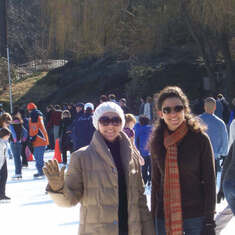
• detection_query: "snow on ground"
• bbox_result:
[1,150,235,235]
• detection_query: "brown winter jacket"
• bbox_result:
[48,130,154,235]
[151,129,216,221]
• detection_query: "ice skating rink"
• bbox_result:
[1,150,235,235]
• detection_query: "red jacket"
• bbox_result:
[47,110,62,128]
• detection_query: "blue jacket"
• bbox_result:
[199,113,228,159]
[215,100,224,120]
[71,113,95,151]
[134,123,152,157]
[9,124,28,143]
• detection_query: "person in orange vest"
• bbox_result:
[27,102,49,178]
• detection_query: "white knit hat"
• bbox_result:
[92,102,125,130]
[84,102,94,111]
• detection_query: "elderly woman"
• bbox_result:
[43,101,154,235]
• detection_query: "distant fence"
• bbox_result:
[15,59,68,79]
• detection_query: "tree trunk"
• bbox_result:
[180,0,217,92]
[0,0,7,58]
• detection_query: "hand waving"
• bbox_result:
[43,160,66,192]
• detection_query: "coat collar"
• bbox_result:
[90,130,133,182]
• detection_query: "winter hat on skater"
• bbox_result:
[92,101,125,130]
[84,102,94,111]
[27,102,37,110]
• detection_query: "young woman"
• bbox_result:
[43,101,154,235]
[150,86,216,235]
[0,128,11,201]
[9,116,28,179]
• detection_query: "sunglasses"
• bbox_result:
[99,116,122,126]
[162,105,184,114]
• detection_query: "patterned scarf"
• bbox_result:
[163,121,188,235]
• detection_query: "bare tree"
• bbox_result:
[0,0,7,57]
[180,0,235,96]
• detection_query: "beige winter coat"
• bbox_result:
[48,130,154,235]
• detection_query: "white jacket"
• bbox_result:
[229,119,235,149]
[0,139,7,170]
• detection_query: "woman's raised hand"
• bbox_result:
[43,160,66,192]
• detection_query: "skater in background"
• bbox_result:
[71,103,95,151]
[123,113,136,144]
[135,115,152,186]
[27,102,49,178]
[0,113,13,159]
[0,128,11,201]
[123,113,145,166]
[59,110,73,165]
[9,116,28,179]
[12,108,29,167]
[199,97,228,177]
[47,105,62,144]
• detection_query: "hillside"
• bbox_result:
[0,72,52,109]
[0,49,209,113]
[1,0,234,112]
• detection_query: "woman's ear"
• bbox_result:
[158,110,163,119]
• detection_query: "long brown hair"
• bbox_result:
[0,113,12,128]
[0,127,11,138]
[150,86,206,157]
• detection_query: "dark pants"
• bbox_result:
[142,156,151,185]
[155,216,204,235]
[0,161,8,197]
[21,141,28,166]
[62,149,67,164]
[215,158,221,177]
[47,128,54,150]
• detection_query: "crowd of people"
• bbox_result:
[1,88,235,235]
